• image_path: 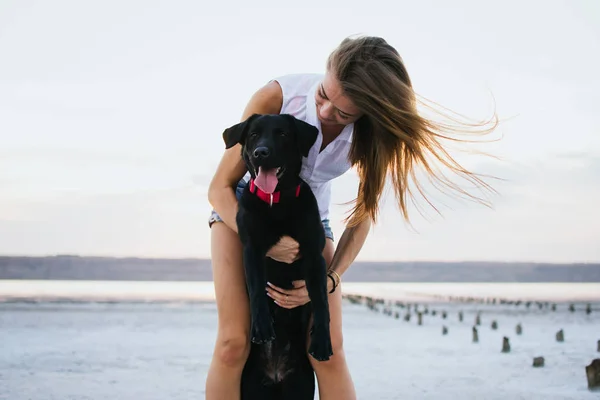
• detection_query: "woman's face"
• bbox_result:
[315,71,363,127]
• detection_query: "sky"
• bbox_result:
[0,0,599,262]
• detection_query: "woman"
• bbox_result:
[205,35,497,399]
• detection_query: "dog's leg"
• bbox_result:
[303,254,333,361]
[243,244,276,344]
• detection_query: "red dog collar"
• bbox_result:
[249,179,301,207]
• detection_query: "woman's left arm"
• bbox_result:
[265,218,371,308]
[328,218,371,278]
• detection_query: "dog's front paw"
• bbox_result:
[251,315,275,344]
[308,328,333,361]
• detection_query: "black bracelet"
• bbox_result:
[327,273,337,294]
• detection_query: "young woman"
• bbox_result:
[205,35,497,400]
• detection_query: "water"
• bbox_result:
[2,280,600,303]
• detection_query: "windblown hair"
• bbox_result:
[327,35,500,227]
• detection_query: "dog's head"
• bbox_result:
[222,114,318,194]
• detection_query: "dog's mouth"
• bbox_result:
[252,166,286,194]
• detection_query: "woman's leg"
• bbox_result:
[205,221,250,400]
[310,237,357,400]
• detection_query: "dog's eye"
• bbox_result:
[279,131,287,137]
[249,132,258,138]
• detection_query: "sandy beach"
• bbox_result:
[1,280,599,399]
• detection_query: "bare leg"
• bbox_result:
[205,222,251,400]
[309,238,357,400]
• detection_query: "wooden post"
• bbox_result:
[586,359,600,390]
[501,337,511,353]
[533,357,544,367]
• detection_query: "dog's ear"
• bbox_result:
[283,114,318,158]
[222,114,259,149]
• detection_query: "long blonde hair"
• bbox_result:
[327,36,500,227]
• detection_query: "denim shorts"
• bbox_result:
[208,179,334,242]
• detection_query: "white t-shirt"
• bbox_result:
[275,73,355,220]
[242,73,355,220]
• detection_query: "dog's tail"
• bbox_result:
[260,341,294,384]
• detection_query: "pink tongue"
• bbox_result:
[255,167,279,194]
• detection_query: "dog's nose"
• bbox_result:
[253,146,270,159]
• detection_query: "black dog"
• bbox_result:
[222,113,333,399]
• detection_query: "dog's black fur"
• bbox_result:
[222,113,333,400]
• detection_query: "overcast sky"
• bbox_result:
[1,0,598,262]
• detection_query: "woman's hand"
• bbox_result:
[266,235,301,264]
[266,281,309,309]
[265,278,335,309]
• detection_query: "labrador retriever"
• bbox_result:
[221,113,333,399]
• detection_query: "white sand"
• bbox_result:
[1,280,599,399]
[341,298,599,399]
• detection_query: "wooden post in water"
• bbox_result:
[533,357,544,367]
[472,327,479,343]
[502,337,511,353]
[586,359,600,390]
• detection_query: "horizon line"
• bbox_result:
[0,254,599,265]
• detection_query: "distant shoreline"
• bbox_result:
[1,255,599,283]
[2,254,597,264]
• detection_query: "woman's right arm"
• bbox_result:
[207,80,283,234]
